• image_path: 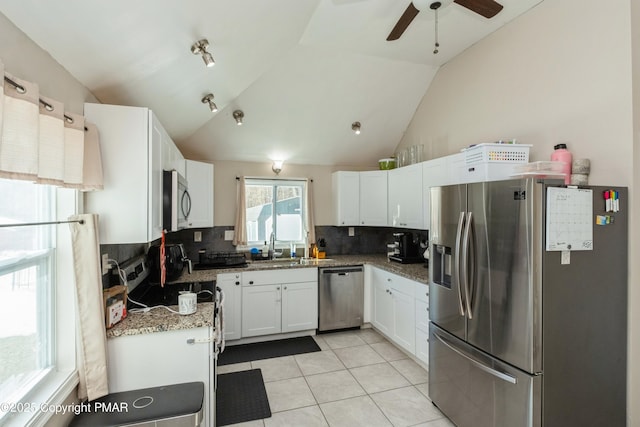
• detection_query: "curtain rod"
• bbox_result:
[0,219,85,229]
[3,75,87,129]
[236,176,313,183]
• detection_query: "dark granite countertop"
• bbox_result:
[107,254,428,339]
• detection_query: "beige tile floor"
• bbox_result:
[217,329,455,427]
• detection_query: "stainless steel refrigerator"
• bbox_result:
[428,178,627,427]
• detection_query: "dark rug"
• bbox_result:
[216,369,271,426]
[217,336,321,366]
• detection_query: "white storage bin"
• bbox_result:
[464,143,531,165]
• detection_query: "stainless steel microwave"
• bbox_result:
[163,170,191,232]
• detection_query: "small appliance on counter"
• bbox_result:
[147,243,192,283]
[388,232,423,264]
[195,250,247,270]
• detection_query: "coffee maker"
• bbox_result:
[388,232,422,264]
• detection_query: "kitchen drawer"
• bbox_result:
[414,282,429,303]
[242,267,317,286]
[372,267,414,295]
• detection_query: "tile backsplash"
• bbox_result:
[101,225,428,283]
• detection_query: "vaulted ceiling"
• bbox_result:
[0,0,543,166]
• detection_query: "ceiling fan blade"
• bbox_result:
[386,2,420,41]
[453,0,503,18]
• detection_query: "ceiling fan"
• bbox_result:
[386,0,504,41]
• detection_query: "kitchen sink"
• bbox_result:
[247,257,334,268]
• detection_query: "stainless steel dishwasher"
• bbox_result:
[318,266,364,332]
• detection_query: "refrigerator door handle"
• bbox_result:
[454,211,466,317]
[433,331,517,384]
[462,211,475,319]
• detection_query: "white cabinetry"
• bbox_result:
[414,282,429,367]
[359,170,388,226]
[332,171,360,226]
[84,103,164,244]
[422,157,446,231]
[370,267,416,354]
[332,171,387,226]
[241,268,318,338]
[161,124,185,176]
[185,160,214,228]
[217,272,242,340]
[107,327,213,427]
[388,163,424,229]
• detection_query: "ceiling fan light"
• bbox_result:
[412,0,431,11]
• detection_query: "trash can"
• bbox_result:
[69,382,204,426]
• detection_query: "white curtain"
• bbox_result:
[0,73,39,181]
[306,178,316,245]
[37,95,65,185]
[1,65,103,190]
[69,213,109,401]
[232,177,248,246]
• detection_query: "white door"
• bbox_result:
[372,280,392,335]
[185,160,214,228]
[359,170,387,226]
[388,163,424,229]
[282,281,318,333]
[217,273,242,340]
[242,285,282,337]
[332,171,359,226]
[391,287,415,353]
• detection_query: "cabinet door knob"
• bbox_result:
[277,286,280,290]
[235,281,240,286]
[387,278,391,282]
[284,286,287,290]
[250,280,254,285]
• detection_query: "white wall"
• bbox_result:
[398,0,638,425]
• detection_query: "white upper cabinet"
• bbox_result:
[332,171,360,226]
[422,157,447,231]
[160,125,185,177]
[185,160,214,228]
[333,170,388,227]
[359,170,388,226]
[388,163,424,229]
[84,103,164,244]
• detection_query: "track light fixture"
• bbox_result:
[352,121,361,135]
[233,110,244,126]
[191,39,215,67]
[272,160,283,175]
[201,94,218,112]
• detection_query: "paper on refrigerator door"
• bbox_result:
[546,187,593,251]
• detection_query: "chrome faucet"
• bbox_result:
[268,232,275,259]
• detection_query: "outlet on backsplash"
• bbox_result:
[194,231,202,242]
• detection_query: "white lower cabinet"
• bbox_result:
[107,327,213,427]
[217,273,242,341]
[282,281,318,332]
[241,268,318,338]
[370,267,415,354]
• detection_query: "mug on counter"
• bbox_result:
[178,292,197,315]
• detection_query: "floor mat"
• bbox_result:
[217,335,321,366]
[216,369,271,426]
